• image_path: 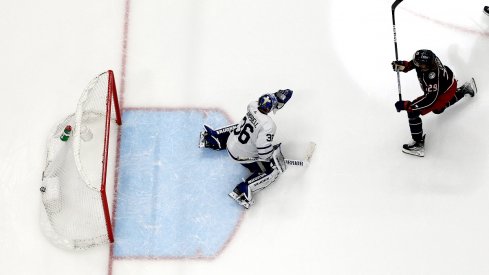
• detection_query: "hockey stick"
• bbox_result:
[217,142,316,168]
[284,142,316,167]
[248,142,316,168]
[199,124,316,167]
[392,0,404,104]
[200,132,316,167]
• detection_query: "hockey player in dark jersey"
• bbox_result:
[392,49,477,157]
[484,6,489,16]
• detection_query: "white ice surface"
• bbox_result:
[1,0,489,274]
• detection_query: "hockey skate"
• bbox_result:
[229,183,254,209]
[484,6,489,16]
[458,78,477,97]
[229,189,254,209]
[402,135,425,157]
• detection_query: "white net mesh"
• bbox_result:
[40,71,120,249]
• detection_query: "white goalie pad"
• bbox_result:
[247,170,280,193]
[272,144,286,173]
[244,145,286,193]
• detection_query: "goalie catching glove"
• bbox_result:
[274,89,293,110]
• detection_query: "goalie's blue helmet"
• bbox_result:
[257,93,277,114]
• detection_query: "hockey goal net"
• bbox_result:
[40,70,121,249]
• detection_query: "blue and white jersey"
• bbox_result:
[227,101,276,163]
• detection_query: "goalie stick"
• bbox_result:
[392,0,404,103]
[199,125,316,167]
[225,142,316,168]
[283,142,316,167]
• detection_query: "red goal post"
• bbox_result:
[40,70,121,249]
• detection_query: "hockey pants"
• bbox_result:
[406,88,467,141]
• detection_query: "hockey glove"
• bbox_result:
[275,89,293,110]
[391,61,409,72]
[395,100,412,112]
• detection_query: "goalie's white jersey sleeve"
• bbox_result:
[227,101,276,163]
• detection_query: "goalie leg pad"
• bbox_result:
[238,145,286,174]
[246,168,280,193]
[228,153,282,208]
[271,144,287,173]
[200,125,230,150]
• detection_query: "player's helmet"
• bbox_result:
[257,93,277,114]
[413,49,435,71]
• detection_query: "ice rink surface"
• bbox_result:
[1,0,489,274]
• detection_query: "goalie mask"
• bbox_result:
[257,93,277,114]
